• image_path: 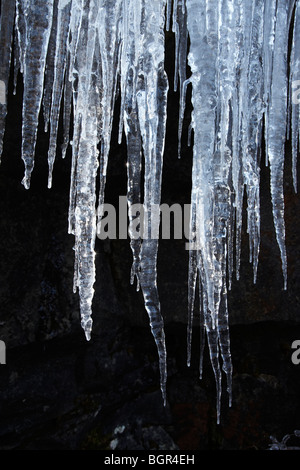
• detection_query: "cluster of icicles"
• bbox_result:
[0,0,299,423]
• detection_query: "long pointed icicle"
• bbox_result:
[185,0,227,423]
[121,0,169,405]
[241,0,264,283]
[121,0,142,292]
[71,0,101,340]
[265,0,294,290]
[18,0,54,189]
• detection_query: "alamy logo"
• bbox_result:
[0,340,6,364]
[97,196,194,249]
[291,340,300,365]
[292,80,300,105]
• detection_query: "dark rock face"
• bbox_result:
[0,40,300,451]
[1,317,300,450]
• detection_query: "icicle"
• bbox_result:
[96,0,122,219]
[120,0,169,405]
[265,0,292,290]
[187,227,197,368]
[290,0,300,193]
[166,0,172,31]
[43,0,59,135]
[232,0,250,282]
[70,0,101,340]
[0,0,299,424]
[173,0,188,157]
[61,52,73,160]
[13,23,20,96]
[14,0,27,76]
[47,0,72,188]
[121,1,142,291]
[0,0,16,159]
[240,0,264,283]
[19,0,54,189]
[185,0,229,422]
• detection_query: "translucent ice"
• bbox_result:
[0,0,298,421]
